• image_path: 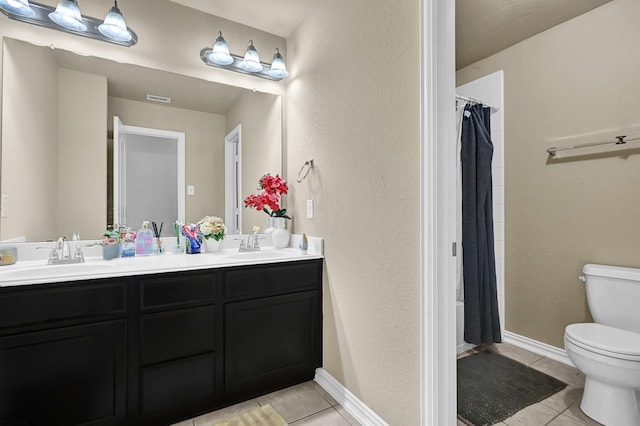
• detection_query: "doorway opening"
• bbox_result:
[112,116,185,236]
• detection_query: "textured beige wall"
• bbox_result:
[57,69,107,240]
[226,92,282,233]
[286,1,421,424]
[456,0,640,348]
[1,40,58,241]
[108,98,226,225]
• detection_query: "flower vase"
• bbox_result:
[264,217,276,234]
[204,238,220,253]
[103,243,121,260]
[271,217,290,249]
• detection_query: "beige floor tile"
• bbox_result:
[539,386,583,413]
[502,402,559,426]
[335,405,362,426]
[171,420,194,426]
[290,408,351,425]
[529,357,585,387]
[192,399,260,425]
[563,400,604,426]
[257,381,332,423]
[488,342,545,366]
[547,413,589,426]
[310,380,338,406]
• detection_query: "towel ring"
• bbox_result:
[296,159,314,183]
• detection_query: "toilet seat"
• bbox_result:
[565,323,640,361]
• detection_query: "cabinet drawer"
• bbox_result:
[224,260,322,300]
[140,353,216,419]
[0,281,127,330]
[140,305,216,365]
[140,271,216,311]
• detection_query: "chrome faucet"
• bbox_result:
[238,230,261,252]
[48,235,85,265]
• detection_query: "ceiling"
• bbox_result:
[455,0,612,69]
[44,1,615,115]
[171,0,612,69]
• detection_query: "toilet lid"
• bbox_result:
[565,323,640,360]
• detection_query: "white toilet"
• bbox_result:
[565,263,640,426]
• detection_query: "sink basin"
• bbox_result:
[0,262,112,283]
[223,251,293,261]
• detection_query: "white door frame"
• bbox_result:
[225,125,242,234]
[420,0,457,425]
[113,116,186,228]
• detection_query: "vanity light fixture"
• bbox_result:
[200,31,289,81]
[97,1,133,42]
[239,40,263,72]
[49,0,86,32]
[0,0,138,47]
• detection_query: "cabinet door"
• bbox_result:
[224,291,321,398]
[0,320,126,426]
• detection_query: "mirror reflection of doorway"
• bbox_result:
[225,124,242,234]
[113,116,185,236]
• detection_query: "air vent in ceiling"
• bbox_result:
[146,94,171,103]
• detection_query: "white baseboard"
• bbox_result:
[503,330,573,366]
[314,368,388,426]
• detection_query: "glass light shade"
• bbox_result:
[49,0,87,32]
[268,48,289,79]
[208,31,233,65]
[97,1,132,42]
[0,0,35,17]
[239,40,263,73]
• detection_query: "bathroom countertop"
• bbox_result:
[0,234,323,288]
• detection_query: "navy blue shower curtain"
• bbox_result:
[461,103,501,345]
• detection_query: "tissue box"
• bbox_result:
[0,247,17,265]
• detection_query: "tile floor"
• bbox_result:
[172,342,600,426]
[457,343,603,426]
[171,380,361,425]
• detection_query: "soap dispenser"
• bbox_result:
[135,221,154,255]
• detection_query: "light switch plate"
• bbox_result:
[187,185,195,196]
[306,199,314,219]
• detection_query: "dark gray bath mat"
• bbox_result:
[457,350,567,426]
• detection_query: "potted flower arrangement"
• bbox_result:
[100,230,121,260]
[244,174,290,248]
[197,215,225,252]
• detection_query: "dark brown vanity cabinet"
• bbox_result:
[0,259,322,426]
[223,261,323,400]
[137,271,219,424]
[0,280,128,426]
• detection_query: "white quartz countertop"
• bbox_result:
[0,234,323,288]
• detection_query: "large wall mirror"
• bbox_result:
[1,37,282,242]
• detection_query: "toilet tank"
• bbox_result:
[583,263,640,333]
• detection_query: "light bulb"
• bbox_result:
[49,0,87,32]
[239,40,263,73]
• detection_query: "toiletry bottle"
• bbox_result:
[135,221,154,255]
[121,231,136,257]
[299,233,308,254]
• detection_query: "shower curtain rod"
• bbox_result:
[547,135,640,157]
[455,94,499,111]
